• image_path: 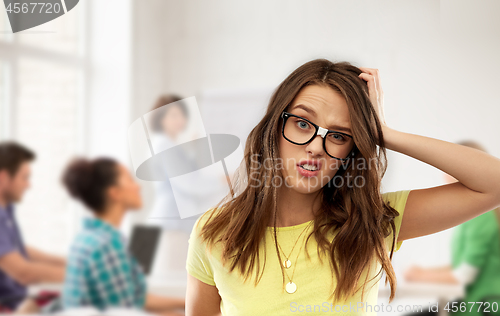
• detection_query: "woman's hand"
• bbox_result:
[358,67,387,128]
[403,265,425,282]
[403,265,461,284]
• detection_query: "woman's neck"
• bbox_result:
[165,131,178,142]
[270,186,322,227]
[97,204,126,229]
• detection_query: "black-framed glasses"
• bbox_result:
[280,111,356,161]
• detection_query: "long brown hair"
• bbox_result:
[196,58,401,304]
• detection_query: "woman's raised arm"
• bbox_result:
[384,126,500,241]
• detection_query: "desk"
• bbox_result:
[378,280,464,315]
[28,283,62,295]
[28,271,188,298]
[146,271,187,298]
[27,278,185,315]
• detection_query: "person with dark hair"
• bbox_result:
[149,94,189,136]
[61,156,185,315]
[0,141,66,312]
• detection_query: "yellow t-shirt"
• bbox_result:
[186,190,411,315]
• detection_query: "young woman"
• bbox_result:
[184,59,500,316]
[61,157,185,316]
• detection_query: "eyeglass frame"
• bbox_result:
[280,111,357,161]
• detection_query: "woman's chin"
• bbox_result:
[287,179,323,194]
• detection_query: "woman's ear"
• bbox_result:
[106,185,120,204]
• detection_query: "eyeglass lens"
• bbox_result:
[283,115,354,159]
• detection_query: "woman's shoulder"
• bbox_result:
[191,207,222,235]
[188,206,229,253]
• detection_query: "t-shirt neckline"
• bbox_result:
[266,219,314,231]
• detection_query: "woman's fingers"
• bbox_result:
[358,71,380,107]
[359,67,380,84]
[358,68,383,95]
[359,67,382,89]
[358,72,377,97]
[358,67,387,128]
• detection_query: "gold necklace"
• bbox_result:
[271,220,314,294]
[273,220,313,269]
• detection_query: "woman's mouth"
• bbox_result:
[297,160,321,178]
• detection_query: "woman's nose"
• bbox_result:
[305,135,325,155]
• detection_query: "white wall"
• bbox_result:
[87,0,132,161]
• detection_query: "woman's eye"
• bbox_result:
[296,120,310,129]
[330,133,346,141]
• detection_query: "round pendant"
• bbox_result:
[283,259,291,269]
[285,281,297,294]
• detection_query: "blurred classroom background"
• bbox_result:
[0,0,500,315]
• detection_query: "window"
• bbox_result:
[0,5,87,254]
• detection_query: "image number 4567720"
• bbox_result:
[3,0,80,33]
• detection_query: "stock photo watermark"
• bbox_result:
[289,301,500,314]
[248,153,380,191]
[3,0,79,33]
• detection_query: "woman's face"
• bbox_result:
[278,84,353,194]
[161,105,187,137]
[110,164,143,210]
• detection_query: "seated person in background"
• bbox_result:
[0,141,66,312]
[61,156,185,316]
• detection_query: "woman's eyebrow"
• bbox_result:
[291,103,352,133]
[292,103,316,116]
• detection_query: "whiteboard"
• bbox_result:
[198,86,275,148]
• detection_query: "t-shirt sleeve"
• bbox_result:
[458,211,497,268]
[186,211,216,286]
[451,262,480,285]
[0,221,16,258]
[382,190,412,253]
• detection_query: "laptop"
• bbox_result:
[128,225,162,275]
